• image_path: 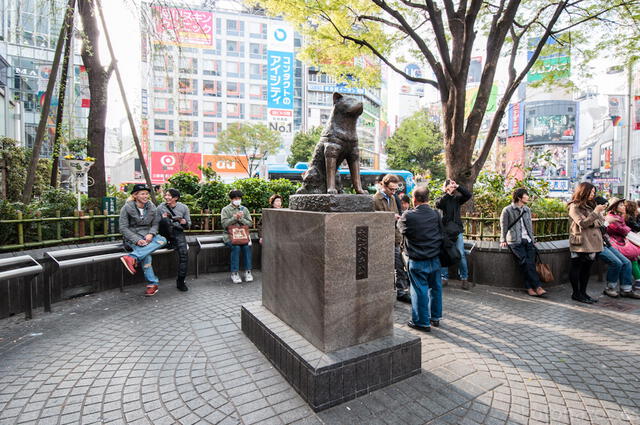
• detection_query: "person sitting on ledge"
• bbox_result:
[500,188,547,297]
[158,188,191,292]
[221,189,254,284]
[119,184,166,297]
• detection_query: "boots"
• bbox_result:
[177,277,188,292]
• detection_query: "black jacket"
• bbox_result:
[436,186,471,234]
[397,204,443,260]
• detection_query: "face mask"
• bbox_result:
[232,200,241,206]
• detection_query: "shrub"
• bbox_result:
[230,178,272,212]
[197,180,230,212]
[266,179,300,207]
[167,171,201,196]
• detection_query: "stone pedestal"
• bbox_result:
[241,206,422,411]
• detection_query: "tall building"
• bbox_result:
[0,0,89,156]
[139,4,299,183]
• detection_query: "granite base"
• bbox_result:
[289,194,374,212]
[241,301,422,412]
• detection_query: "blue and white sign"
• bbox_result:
[404,63,422,83]
[267,23,294,135]
[586,147,593,171]
[549,179,570,192]
[307,83,365,95]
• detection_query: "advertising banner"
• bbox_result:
[267,22,294,136]
[400,63,425,97]
[151,152,202,182]
[468,57,482,84]
[508,102,524,136]
[524,101,576,145]
[635,96,640,130]
[153,7,213,47]
[609,95,624,126]
[526,145,570,178]
[465,84,498,116]
[527,37,570,83]
[203,154,249,175]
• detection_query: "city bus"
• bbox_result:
[265,163,416,194]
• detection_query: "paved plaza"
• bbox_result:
[1,273,640,425]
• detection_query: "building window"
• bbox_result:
[152,54,173,72]
[178,78,197,95]
[226,61,244,78]
[203,58,221,76]
[226,103,244,119]
[226,19,244,36]
[203,101,222,117]
[249,43,267,60]
[249,63,266,80]
[203,122,223,138]
[154,119,174,135]
[227,82,244,99]
[203,40,222,56]
[203,143,215,154]
[249,22,267,39]
[249,84,266,100]
[216,18,222,35]
[203,80,222,97]
[249,104,266,120]
[226,40,244,57]
[153,98,174,114]
[178,57,197,74]
[179,120,198,137]
[178,99,198,116]
[153,76,172,93]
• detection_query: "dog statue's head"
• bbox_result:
[332,92,363,117]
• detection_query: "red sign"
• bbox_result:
[81,98,90,108]
[151,152,202,182]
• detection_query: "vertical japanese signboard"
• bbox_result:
[267,23,294,136]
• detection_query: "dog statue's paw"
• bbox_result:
[327,188,338,195]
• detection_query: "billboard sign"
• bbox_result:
[203,154,249,175]
[524,100,577,145]
[527,37,570,83]
[151,152,202,181]
[153,7,213,47]
[526,145,571,179]
[400,63,425,97]
[307,83,364,95]
[508,102,524,136]
[267,23,294,136]
[468,56,482,84]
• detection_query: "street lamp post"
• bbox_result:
[624,61,634,198]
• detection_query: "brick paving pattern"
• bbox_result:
[1,273,640,424]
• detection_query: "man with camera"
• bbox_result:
[158,188,191,292]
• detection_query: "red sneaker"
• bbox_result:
[144,285,158,297]
[120,255,137,275]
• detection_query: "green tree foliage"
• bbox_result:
[385,110,445,179]
[167,171,201,196]
[253,0,636,189]
[264,179,301,207]
[216,123,282,177]
[287,127,323,167]
[1,137,51,202]
[197,180,230,212]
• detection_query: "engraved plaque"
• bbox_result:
[356,226,369,280]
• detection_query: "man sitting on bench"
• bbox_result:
[158,188,191,292]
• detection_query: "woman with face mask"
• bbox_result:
[221,189,254,284]
[119,184,167,296]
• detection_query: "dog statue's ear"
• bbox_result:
[332,92,343,104]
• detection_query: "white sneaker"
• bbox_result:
[244,270,253,282]
[231,272,242,284]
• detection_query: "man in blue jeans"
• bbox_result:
[397,186,444,332]
[436,179,472,289]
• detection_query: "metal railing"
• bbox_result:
[0,211,570,252]
[0,210,262,252]
[462,215,570,242]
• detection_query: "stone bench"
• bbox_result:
[0,255,43,319]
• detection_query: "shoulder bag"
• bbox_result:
[227,208,250,245]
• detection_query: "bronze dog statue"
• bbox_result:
[296,93,367,195]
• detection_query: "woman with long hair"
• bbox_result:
[624,200,640,232]
[606,198,640,292]
[567,183,605,303]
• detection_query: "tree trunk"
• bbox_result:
[78,0,112,199]
[51,1,75,187]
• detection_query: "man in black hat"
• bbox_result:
[119,184,166,296]
[158,188,191,291]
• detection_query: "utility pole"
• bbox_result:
[51,0,76,187]
[95,0,156,203]
[624,61,634,198]
[22,0,75,203]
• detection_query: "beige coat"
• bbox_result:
[568,203,604,253]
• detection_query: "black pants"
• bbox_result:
[395,246,410,295]
[569,253,595,297]
[509,240,541,290]
[159,218,188,281]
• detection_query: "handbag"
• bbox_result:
[627,232,640,247]
[535,250,554,283]
[227,225,250,245]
